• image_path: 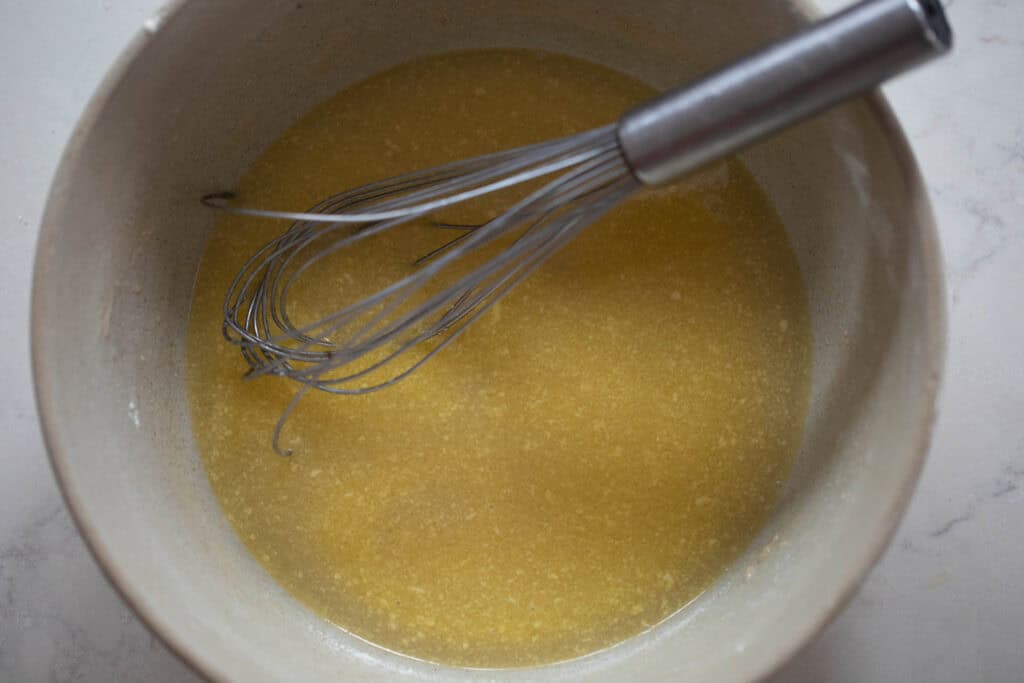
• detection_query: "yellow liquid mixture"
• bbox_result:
[187,50,811,667]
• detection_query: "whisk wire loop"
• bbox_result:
[208,126,635,451]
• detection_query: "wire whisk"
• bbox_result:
[202,0,950,454]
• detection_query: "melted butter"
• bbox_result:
[187,50,811,667]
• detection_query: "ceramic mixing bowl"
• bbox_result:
[32,1,945,680]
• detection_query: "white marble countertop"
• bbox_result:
[2,1,1022,681]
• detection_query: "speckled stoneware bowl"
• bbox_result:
[31,1,945,681]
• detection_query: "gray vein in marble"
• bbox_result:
[992,481,1018,498]
[926,456,1023,538]
[947,195,1023,301]
[998,127,1024,170]
[929,509,975,538]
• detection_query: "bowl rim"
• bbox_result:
[30,1,947,681]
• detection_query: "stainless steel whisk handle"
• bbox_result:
[618,0,951,186]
